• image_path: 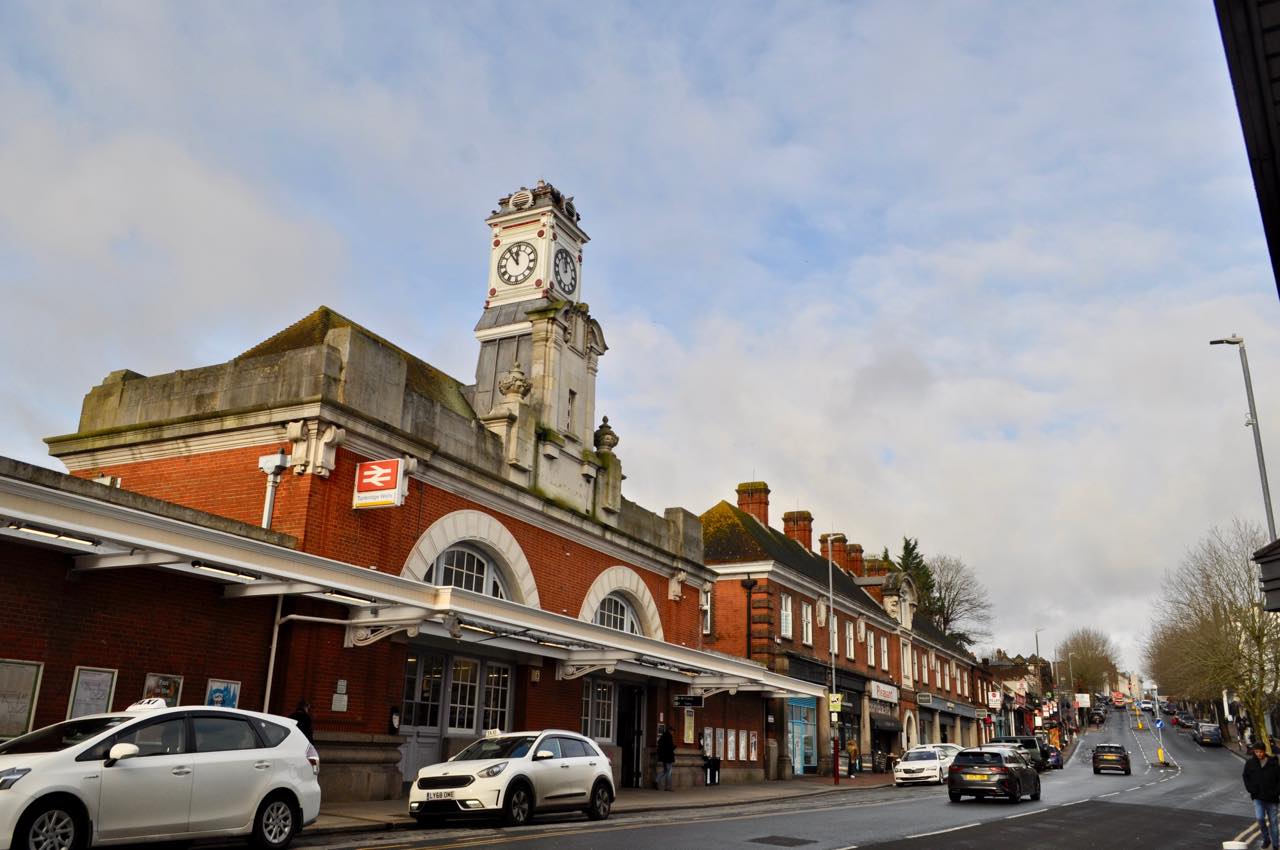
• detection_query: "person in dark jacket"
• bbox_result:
[289,700,314,743]
[1244,741,1280,848]
[655,727,676,791]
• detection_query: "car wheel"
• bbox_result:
[585,780,612,821]
[15,799,86,850]
[251,793,298,850]
[503,782,533,826]
[1030,780,1041,802]
[948,792,963,803]
[1093,767,1100,774]
[1007,780,1021,803]
[1124,768,1131,776]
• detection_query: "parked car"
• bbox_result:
[989,735,1048,771]
[409,729,614,827]
[1137,699,1153,713]
[1091,743,1132,775]
[1177,712,1196,730]
[1088,710,1106,725]
[0,700,320,850]
[947,747,1042,803]
[894,745,961,786]
[1046,746,1064,769]
[1195,723,1224,746]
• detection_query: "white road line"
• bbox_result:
[1124,786,1142,792]
[1004,809,1048,820]
[1058,799,1089,807]
[906,823,979,839]
[1099,791,1119,798]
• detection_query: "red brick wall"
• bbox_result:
[1,541,277,729]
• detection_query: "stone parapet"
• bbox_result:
[314,730,403,802]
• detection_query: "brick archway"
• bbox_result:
[579,566,664,641]
[402,510,540,607]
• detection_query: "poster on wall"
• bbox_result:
[715,727,724,758]
[204,679,240,708]
[683,708,695,744]
[68,667,116,719]
[0,659,43,739]
[739,729,748,762]
[727,728,737,760]
[749,730,759,762]
[143,673,184,707]
[703,726,713,754]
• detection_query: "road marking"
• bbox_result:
[1124,786,1142,792]
[1004,809,1047,819]
[1099,791,1119,798]
[1234,823,1261,844]
[906,823,979,838]
[1058,799,1089,807]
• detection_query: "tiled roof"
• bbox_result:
[700,500,886,618]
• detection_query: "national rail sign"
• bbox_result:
[353,458,407,509]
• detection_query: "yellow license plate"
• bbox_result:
[962,773,987,781]
[1103,755,1118,760]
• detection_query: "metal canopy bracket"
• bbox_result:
[557,650,640,681]
[224,581,326,598]
[72,551,185,571]
[690,674,754,698]
[342,606,435,647]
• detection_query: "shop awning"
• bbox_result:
[0,459,827,700]
[871,713,902,732]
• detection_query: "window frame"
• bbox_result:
[780,594,793,639]
[801,602,814,646]
[595,592,642,635]
[425,544,510,600]
[866,631,876,668]
[879,635,889,671]
[845,620,855,659]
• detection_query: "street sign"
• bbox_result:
[353,458,408,508]
[674,694,704,708]
[1155,719,1163,729]
[829,694,843,712]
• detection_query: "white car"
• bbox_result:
[409,729,614,827]
[0,702,320,850]
[894,744,963,786]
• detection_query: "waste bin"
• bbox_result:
[704,756,721,785]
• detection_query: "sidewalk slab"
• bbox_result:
[306,773,895,837]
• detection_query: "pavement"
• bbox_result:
[308,770,895,835]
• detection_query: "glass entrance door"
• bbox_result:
[399,652,445,784]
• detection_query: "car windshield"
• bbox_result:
[954,750,1004,765]
[0,716,132,755]
[1095,745,1124,754]
[902,750,938,761]
[453,735,537,761]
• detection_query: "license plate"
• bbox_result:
[1103,755,1117,760]
[427,790,454,800]
[962,773,987,781]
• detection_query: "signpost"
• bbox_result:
[674,694,704,709]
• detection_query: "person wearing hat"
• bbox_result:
[1244,741,1280,848]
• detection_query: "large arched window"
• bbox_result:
[594,593,641,635]
[424,546,509,599]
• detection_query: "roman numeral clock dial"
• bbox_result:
[497,242,537,284]
[554,248,578,295]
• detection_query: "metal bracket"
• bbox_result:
[346,623,421,648]
[557,662,617,680]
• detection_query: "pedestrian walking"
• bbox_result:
[846,738,860,777]
[655,726,676,791]
[1244,741,1280,848]
[289,699,314,743]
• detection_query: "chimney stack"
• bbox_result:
[849,543,865,577]
[736,481,770,527]
[819,532,847,567]
[782,510,814,550]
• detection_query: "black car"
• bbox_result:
[1092,743,1131,775]
[1195,723,1224,746]
[947,747,1042,803]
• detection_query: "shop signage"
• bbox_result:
[674,694,704,708]
[917,692,933,706]
[870,681,898,704]
[975,708,989,719]
[828,693,843,712]
[986,691,1002,710]
[352,458,408,509]
[1075,692,1091,708]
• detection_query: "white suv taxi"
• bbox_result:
[0,701,320,850]
[893,744,962,786]
[409,729,614,827]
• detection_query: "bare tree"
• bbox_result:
[1057,627,1121,694]
[926,553,992,647]
[1144,519,1280,751]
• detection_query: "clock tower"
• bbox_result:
[472,182,618,519]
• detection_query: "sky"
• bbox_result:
[1,1,1277,676]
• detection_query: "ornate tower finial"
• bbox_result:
[594,416,619,453]
[497,361,532,401]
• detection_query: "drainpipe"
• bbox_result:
[258,451,289,712]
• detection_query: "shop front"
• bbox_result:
[787,696,818,774]
[867,680,901,769]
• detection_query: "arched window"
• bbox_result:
[424,546,509,599]
[594,593,641,635]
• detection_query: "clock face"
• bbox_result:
[553,248,578,294]
[497,242,537,285]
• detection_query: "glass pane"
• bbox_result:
[421,655,444,728]
[119,718,187,758]
[448,658,480,730]
[194,717,258,752]
[483,663,511,731]
[442,549,486,594]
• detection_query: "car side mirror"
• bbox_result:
[533,750,556,761]
[105,742,139,767]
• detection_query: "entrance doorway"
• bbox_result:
[616,685,645,788]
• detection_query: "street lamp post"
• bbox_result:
[1066,652,1078,732]
[1211,335,1277,541]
